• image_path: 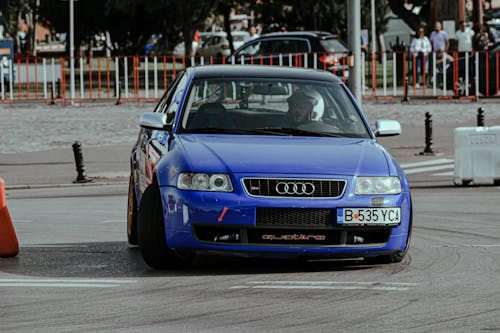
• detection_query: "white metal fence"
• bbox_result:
[0,51,498,104]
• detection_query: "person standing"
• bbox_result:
[429,21,449,54]
[473,24,493,50]
[244,25,260,43]
[410,27,432,87]
[429,21,452,83]
[456,20,474,52]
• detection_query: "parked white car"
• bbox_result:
[197,31,250,58]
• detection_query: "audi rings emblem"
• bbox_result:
[275,181,316,195]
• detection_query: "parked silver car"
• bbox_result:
[197,31,250,58]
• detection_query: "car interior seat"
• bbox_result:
[188,102,234,129]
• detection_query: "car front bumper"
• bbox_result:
[159,175,411,259]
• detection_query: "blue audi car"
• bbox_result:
[127,65,412,269]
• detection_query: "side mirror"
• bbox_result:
[139,112,172,131]
[374,119,401,137]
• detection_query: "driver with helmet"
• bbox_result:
[286,88,324,126]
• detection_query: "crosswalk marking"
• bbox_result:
[402,158,454,176]
[403,164,454,175]
[432,171,454,177]
[400,158,454,169]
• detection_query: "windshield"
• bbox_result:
[179,77,370,138]
[320,39,349,53]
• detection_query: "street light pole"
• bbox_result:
[33,0,40,56]
[69,0,75,101]
[371,0,376,53]
[348,0,362,103]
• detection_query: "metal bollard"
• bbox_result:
[72,141,90,183]
[49,82,55,105]
[477,107,485,127]
[115,80,122,105]
[422,112,434,154]
[56,78,62,98]
[402,76,409,102]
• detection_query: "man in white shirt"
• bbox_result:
[456,20,474,52]
[243,26,259,43]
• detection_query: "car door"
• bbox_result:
[136,72,187,192]
[199,36,215,57]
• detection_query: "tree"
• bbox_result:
[387,0,466,33]
[105,0,218,56]
[6,0,31,53]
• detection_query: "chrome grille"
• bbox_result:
[243,178,346,198]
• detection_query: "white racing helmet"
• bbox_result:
[288,88,324,121]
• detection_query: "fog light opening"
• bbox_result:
[348,234,365,244]
[213,232,240,242]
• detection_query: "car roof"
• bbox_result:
[189,65,343,83]
[259,31,337,39]
[203,31,250,37]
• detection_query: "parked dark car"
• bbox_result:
[446,43,500,96]
[230,31,350,79]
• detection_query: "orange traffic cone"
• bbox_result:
[0,178,18,257]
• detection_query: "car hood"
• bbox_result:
[176,134,390,176]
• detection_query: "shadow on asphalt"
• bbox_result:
[0,242,382,278]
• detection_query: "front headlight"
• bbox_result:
[177,172,233,192]
[355,176,401,195]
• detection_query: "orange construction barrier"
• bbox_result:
[0,178,19,257]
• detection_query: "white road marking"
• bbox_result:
[231,280,417,292]
[20,244,88,248]
[432,244,500,248]
[0,278,137,288]
[404,164,454,175]
[401,158,455,176]
[100,219,123,224]
[432,171,454,177]
[400,158,454,169]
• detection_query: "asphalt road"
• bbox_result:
[1,181,499,332]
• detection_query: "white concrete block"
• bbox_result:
[454,126,500,185]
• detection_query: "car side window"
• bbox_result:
[164,74,189,125]
[237,41,261,55]
[270,39,310,53]
[154,72,184,114]
[291,39,309,53]
[206,37,215,46]
[260,40,274,54]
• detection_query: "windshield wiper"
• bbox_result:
[184,127,341,137]
[250,127,340,137]
[184,128,259,134]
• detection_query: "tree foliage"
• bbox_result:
[7,0,394,56]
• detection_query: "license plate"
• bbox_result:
[337,207,401,226]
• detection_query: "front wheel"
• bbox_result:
[137,182,194,269]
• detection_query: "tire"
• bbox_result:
[364,201,413,264]
[127,175,138,245]
[137,181,194,269]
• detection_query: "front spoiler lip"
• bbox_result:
[187,247,399,259]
